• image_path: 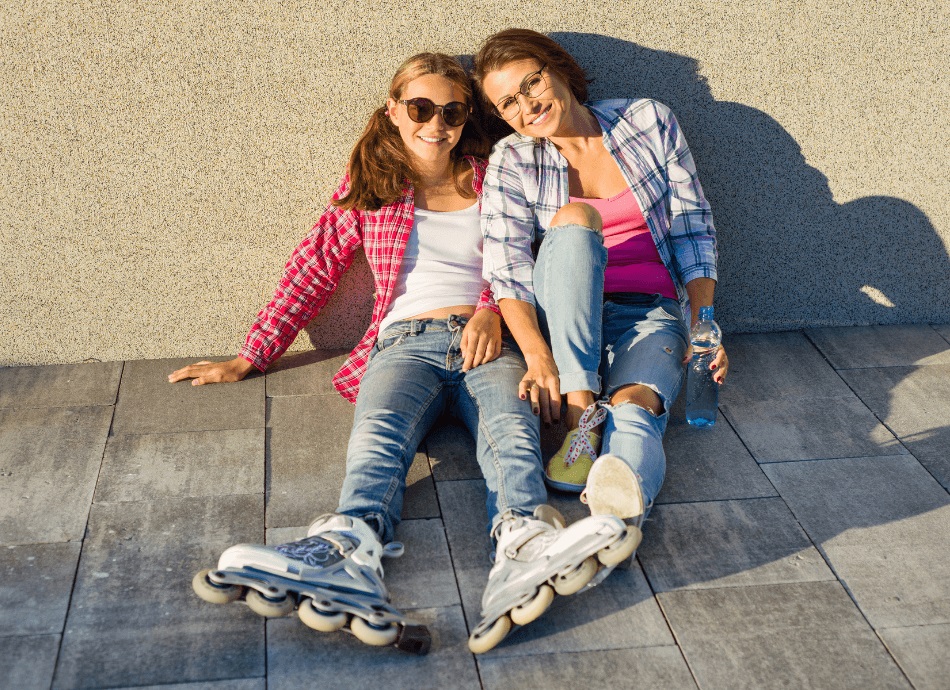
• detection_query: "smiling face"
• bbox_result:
[481,59,576,139]
[387,74,468,169]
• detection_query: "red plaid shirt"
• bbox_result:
[239,157,495,403]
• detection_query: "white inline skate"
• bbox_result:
[467,505,640,654]
[192,513,431,655]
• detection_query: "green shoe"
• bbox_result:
[543,403,606,492]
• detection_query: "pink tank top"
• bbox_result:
[569,188,677,298]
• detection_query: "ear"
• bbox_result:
[385,98,399,123]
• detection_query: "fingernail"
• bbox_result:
[711,364,717,370]
[520,394,526,400]
[532,407,539,414]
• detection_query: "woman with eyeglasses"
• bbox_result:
[474,30,729,540]
[172,52,635,655]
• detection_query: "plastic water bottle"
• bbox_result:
[686,306,722,427]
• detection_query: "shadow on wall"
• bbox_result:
[549,33,949,333]
[303,32,949,350]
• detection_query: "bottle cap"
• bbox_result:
[699,306,715,320]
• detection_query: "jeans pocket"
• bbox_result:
[375,332,407,356]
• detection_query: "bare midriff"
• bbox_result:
[407,304,477,320]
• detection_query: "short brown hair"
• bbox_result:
[336,53,490,212]
[473,29,590,113]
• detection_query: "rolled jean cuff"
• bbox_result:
[559,369,601,394]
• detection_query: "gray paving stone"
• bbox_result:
[841,364,950,488]
[806,325,950,369]
[880,624,950,690]
[113,680,265,690]
[1,542,81,636]
[719,332,854,405]
[55,494,265,689]
[427,420,481,481]
[933,323,950,343]
[659,582,910,690]
[721,395,904,462]
[266,605,480,690]
[403,448,439,520]
[266,394,353,528]
[385,518,460,610]
[0,634,60,690]
[113,358,265,435]
[440,479,673,657]
[660,404,777,504]
[478,645,697,689]
[0,361,122,409]
[764,456,950,628]
[762,456,948,544]
[639,498,833,593]
[96,428,264,502]
[436,478,494,573]
[267,393,437,527]
[0,405,112,545]
[265,349,349,398]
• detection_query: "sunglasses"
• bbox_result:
[398,98,470,127]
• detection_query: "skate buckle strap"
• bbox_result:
[383,542,405,558]
[501,518,549,558]
[564,403,607,467]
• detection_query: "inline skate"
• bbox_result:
[467,505,640,654]
[192,513,430,655]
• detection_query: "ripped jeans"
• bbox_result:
[336,315,546,544]
[534,223,689,511]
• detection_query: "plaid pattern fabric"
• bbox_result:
[482,99,717,312]
[240,156,493,404]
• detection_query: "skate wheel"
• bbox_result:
[468,615,511,654]
[554,556,598,596]
[510,584,554,626]
[246,588,295,618]
[192,569,243,604]
[350,616,399,647]
[298,599,347,632]
[598,526,642,567]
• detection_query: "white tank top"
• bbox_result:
[379,202,486,332]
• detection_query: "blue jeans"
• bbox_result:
[534,224,689,509]
[336,315,546,543]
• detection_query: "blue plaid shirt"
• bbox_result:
[482,98,717,312]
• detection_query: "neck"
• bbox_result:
[413,156,457,193]
[549,101,601,150]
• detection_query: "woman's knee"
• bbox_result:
[609,384,664,416]
[551,202,603,233]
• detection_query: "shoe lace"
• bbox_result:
[564,403,607,467]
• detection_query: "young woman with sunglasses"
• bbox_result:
[172,53,635,655]
[474,30,729,545]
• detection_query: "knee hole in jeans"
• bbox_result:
[609,383,664,416]
[550,202,603,233]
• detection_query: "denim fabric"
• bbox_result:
[534,225,689,509]
[533,223,607,394]
[336,315,545,543]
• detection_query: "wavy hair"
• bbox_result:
[335,53,490,211]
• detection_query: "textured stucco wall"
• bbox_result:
[2,1,947,366]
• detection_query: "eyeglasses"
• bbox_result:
[398,98,470,127]
[494,64,549,121]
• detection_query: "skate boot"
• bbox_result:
[579,453,646,580]
[192,513,431,655]
[467,505,640,654]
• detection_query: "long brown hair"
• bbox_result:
[473,29,591,117]
[335,53,490,212]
